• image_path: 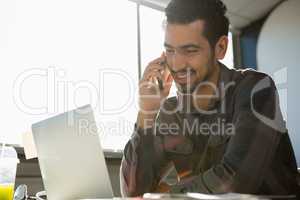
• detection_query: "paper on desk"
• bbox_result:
[143,193,264,199]
[21,131,37,159]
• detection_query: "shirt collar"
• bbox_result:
[176,62,233,114]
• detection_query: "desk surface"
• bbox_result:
[77,193,298,200]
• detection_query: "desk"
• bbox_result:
[76,193,298,200]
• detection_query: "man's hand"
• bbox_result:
[155,181,171,193]
[137,53,173,129]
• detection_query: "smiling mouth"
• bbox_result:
[176,71,190,79]
[173,69,196,83]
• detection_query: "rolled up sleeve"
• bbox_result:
[120,124,166,197]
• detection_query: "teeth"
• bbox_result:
[178,75,187,78]
[177,73,188,78]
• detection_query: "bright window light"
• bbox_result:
[220,32,234,69]
[0,0,139,151]
[0,0,235,151]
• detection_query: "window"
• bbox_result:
[140,5,165,71]
[140,5,178,97]
[0,0,235,151]
[0,0,139,151]
[220,32,234,69]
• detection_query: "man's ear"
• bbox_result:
[214,36,228,60]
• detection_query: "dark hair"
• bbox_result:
[165,0,229,47]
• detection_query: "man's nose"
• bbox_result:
[168,53,187,72]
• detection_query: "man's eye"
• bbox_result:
[166,49,175,54]
[166,49,175,53]
[187,49,198,53]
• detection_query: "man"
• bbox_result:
[120,0,299,197]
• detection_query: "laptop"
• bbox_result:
[31,105,114,200]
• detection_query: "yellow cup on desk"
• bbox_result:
[0,146,19,200]
[0,184,14,200]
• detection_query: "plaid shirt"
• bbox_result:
[120,64,299,197]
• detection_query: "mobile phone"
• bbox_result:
[157,78,164,90]
[157,60,166,90]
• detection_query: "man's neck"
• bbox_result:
[192,62,221,112]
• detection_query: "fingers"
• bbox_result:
[162,73,173,95]
[139,76,160,93]
[148,53,166,65]
[140,53,169,93]
[142,54,166,82]
[143,64,165,79]
[165,73,173,86]
[145,70,163,81]
[142,71,162,91]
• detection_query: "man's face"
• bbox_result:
[164,20,215,93]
